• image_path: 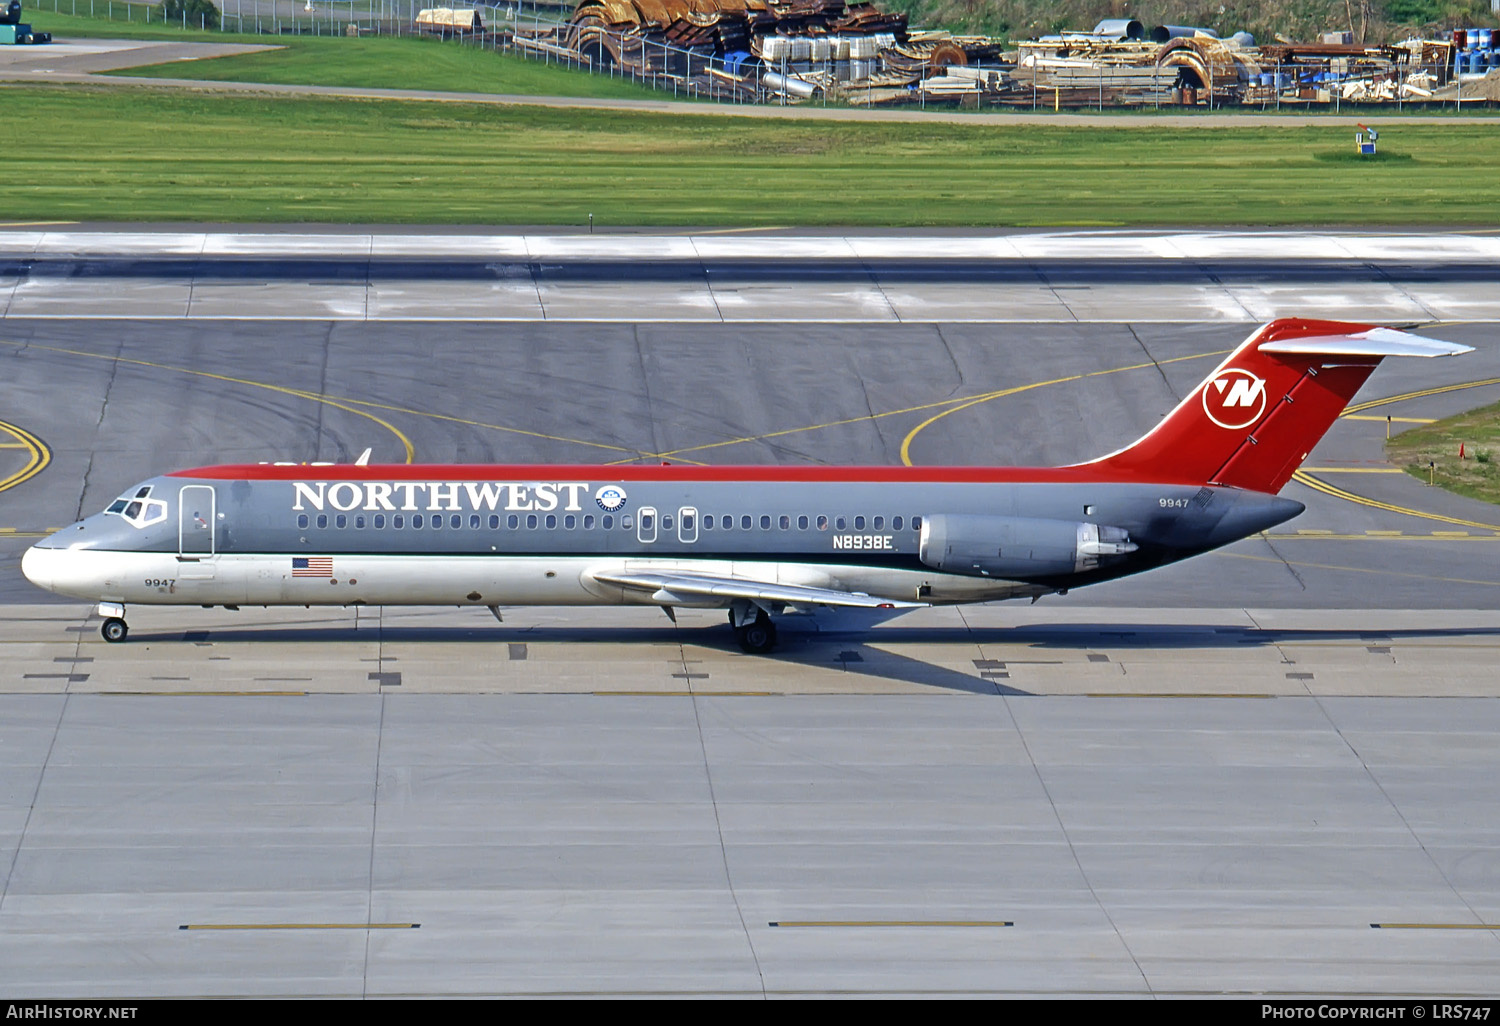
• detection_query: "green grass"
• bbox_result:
[4,85,1500,225]
[24,4,234,39]
[112,34,680,101]
[1388,403,1500,506]
[26,9,687,100]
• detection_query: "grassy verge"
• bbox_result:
[1388,403,1500,506]
[27,10,674,100]
[113,34,679,101]
[23,5,234,39]
[3,86,1500,225]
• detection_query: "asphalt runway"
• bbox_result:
[1,233,1498,997]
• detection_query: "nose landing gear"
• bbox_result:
[98,601,128,643]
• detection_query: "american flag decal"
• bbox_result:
[292,557,333,577]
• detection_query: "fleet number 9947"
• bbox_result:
[144,578,176,588]
[1159,498,1191,508]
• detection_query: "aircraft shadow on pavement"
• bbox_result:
[111,618,1500,695]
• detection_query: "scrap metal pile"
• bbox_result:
[509,3,1497,106]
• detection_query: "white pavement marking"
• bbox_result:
[2,230,1497,323]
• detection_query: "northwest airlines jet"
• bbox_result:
[21,319,1470,652]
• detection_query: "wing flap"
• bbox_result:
[590,569,923,609]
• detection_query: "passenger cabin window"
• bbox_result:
[817,516,829,531]
[722,515,732,530]
[413,514,424,529]
[317,514,328,529]
[873,516,884,530]
[892,516,903,531]
[798,515,808,530]
[375,515,386,529]
[854,516,865,530]
[298,514,309,529]
[835,516,847,531]
[335,514,347,529]
[394,515,405,529]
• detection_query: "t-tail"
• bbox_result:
[1077,318,1473,492]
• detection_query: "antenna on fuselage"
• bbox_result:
[354,448,372,466]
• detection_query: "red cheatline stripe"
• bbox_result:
[170,463,1179,486]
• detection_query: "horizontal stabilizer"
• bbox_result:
[1259,327,1474,358]
[591,569,923,609]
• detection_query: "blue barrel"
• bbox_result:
[1478,28,1492,49]
[1259,72,1273,86]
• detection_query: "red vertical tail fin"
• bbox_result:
[1077,319,1472,493]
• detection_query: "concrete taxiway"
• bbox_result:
[0,230,1496,997]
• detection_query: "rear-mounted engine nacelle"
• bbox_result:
[918,514,1137,578]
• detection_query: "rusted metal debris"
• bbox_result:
[513,2,1486,107]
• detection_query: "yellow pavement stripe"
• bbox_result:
[1262,532,1500,540]
[768,921,1013,928]
[180,923,418,931]
[1291,470,1500,532]
[0,339,704,466]
[899,349,1230,467]
[0,340,416,464]
[1086,693,1274,698]
[1221,551,1500,588]
[1343,415,1435,423]
[1299,467,1404,473]
[0,419,50,496]
[1344,377,1500,415]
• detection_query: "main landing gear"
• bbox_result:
[98,602,128,643]
[728,605,778,654]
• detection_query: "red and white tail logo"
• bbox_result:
[1202,369,1267,429]
[1074,318,1471,493]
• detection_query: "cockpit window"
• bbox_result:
[104,486,169,529]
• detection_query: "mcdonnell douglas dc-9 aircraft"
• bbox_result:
[21,319,1471,652]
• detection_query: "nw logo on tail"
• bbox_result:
[1202,369,1267,429]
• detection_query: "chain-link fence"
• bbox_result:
[38,0,1500,112]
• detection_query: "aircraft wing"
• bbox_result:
[588,569,925,609]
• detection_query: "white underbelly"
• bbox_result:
[28,550,1036,608]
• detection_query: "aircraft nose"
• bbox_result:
[20,544,53,591]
